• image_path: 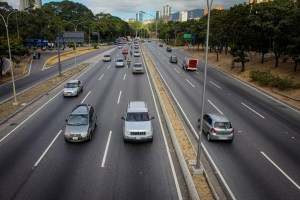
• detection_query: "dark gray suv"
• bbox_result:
[64,104,97,142]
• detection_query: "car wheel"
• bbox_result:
[88,133,92,141]
[149,137,153,143]
[207,133,211,141]
[123,138,128,143]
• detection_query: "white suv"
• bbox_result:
[121,101,154,142]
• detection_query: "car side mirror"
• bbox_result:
[121,117,125,120]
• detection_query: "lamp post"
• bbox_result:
[140,11,157,40]
[193,0,214,175]
[84,26,91,47]
[63,20,88,66]
[0,10,19,105]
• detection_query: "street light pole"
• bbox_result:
[63,20,88,66]
[0,11,19,105]
[140,11,157,40]
[84,26,91,47]
[193,0,214,175]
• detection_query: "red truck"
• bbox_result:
[182,57,198,71]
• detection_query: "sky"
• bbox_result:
[3,0,248,19]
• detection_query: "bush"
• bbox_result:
[249,70,273,86]
[249,70,295,90]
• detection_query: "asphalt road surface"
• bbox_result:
[0,45,187,200]
[143,42,300,200]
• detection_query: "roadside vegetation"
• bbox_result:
[159,0,300,73]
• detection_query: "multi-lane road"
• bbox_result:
[143,42,300,200]
[0,42,300,200]
[0,46,187,200]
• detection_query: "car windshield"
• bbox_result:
[68,114,88,125]
[66,83,78,88]
[126,112,149,121]
[214,122,232,129]
[104,55,110,57]
[117,59,123,62]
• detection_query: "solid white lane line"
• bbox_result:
[261,152,300,190]
[0,91,62,143]
[34,130,62,167]
[242,103,265,119]
[81,91,91,104]
[123,74,126,80]
[99,74,104,80]
[174,68,180,74]
[101,131,112,168]
[107,65,111,69]
[117,91,122,104]
[186,79,195,88]
[208,100,223,115]
[210,81,221,89]
[142,53,182,199]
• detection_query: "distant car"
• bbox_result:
[159,44,163,47]
[115,58,125,67]
[169,56,178,63]
[132,63,144,74]
[103,54,111,62]
[64,104,97,142]
[121,101,154,142]
[118,45,122,49]
[166,47,172,52]
[63,80,83,97]
[134,44,139,49]
[148,40,151,42]
[133,50,141,57]
[33,52,39,59]
[122,49,128,54]
[198,113,234,142]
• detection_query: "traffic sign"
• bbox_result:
[184,34,192,39]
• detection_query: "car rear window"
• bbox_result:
[66,83,78,88]
[214,122,232,129]
[126,112,149,121]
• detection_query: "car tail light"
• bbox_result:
[231,128,234,135]
[211,128,217,135]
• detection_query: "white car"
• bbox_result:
[103,54,111,62]
[115,58,125,67]
[133,50,140,57]
[63,80,83,97]
[132,63,144,74]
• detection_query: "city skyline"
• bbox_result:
[4,0,248,20]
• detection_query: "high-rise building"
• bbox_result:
[179,11,188,22]
[136,12,143,22]
[19,0,42,10]
[163,4,171,16]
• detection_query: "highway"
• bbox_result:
[0,47,114,103]
[0,46,186,200]
[143,42,300,200]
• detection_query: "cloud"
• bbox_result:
[2,0,248,18]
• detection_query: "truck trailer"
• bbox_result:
[182,57,198,71]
